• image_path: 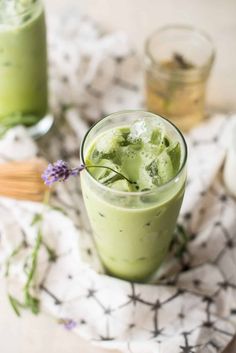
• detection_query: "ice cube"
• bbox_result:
[0,0,36,26]
[129,119,165,144]
[129,119,150,143]
[167,142,181,172]
[110,179,132,192]
[157,151,174,184]
[96,129,123,154]
[89,158,119,183]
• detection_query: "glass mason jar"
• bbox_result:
[145,25,215,132]
[0,0,51,138]
[80,111,187,282]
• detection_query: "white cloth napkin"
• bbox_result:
[1,114,236,353]
[0,11,236,353]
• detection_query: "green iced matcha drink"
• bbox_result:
[0,0,47,128]
[80,111,187,281]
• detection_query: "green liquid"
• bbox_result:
[0,3,47,125]
[81,119,186,281]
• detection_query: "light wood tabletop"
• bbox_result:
[223,337,236,353]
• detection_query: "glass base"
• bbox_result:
[27,113,54,139]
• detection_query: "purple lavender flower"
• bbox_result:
[42,160,85,186]
[62,319,77,330]
[42,159,135,187]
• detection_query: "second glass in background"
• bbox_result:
[145,25,215,131]
[0,0,52,138]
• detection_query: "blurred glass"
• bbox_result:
[0,0,51,138]
[145,25,215,131]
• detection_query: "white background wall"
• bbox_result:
[45,0,236,112]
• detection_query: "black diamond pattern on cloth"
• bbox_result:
[0,12,236,353]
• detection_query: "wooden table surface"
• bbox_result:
[223,338,236,353]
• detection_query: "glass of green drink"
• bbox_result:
[0,0,51,137]
[80,111,187,282]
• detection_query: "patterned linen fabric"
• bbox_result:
[0,12,236,353]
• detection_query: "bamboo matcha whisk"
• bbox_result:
[0,158,49,201]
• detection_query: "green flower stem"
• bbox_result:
[5,242,25,277]
[85,165,136,185]
[7,191,51,316]
[7,227,42,316]
[23,226,42,314]
[8,295,25,317]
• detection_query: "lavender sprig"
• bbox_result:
[59,319,77,330]
[42,160,136,186]
[42,160,85,186]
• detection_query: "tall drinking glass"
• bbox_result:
[80,111,187,282]
[0,0,51,137]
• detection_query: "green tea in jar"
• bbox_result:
[145,26,215,132]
